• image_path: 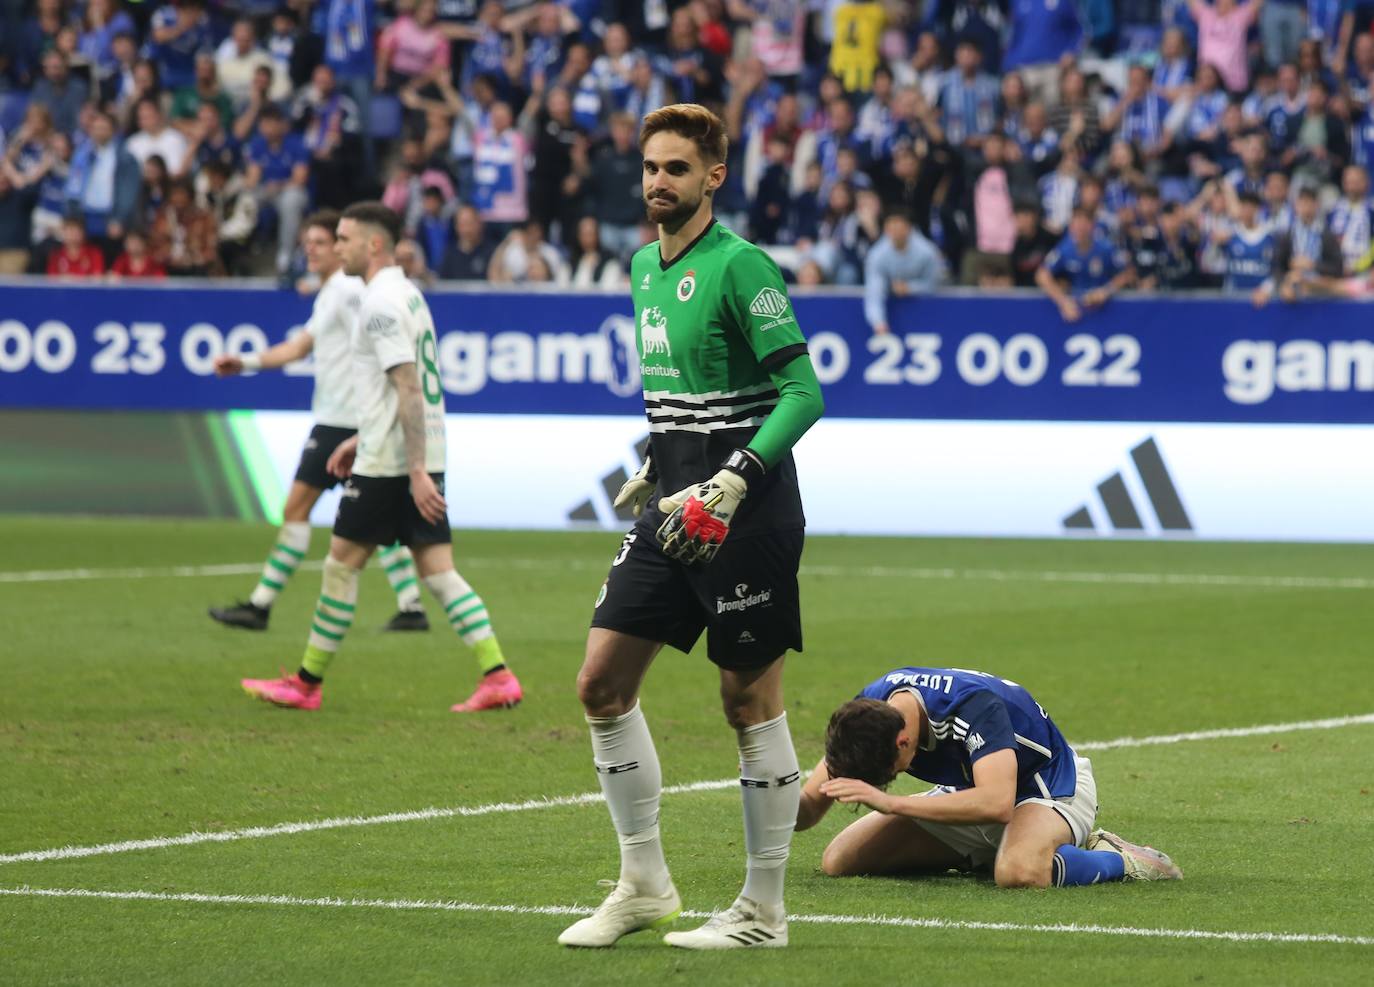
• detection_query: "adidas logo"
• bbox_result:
[725,928,778,946]
[1062,437,1192,535]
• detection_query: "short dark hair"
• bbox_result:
[342,201,402,249]
[304,209,342,239]
[1238,191,1262,207]
[824,699,906,789]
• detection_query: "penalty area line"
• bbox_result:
[2,714,1372,868]
[0,885,1370,947]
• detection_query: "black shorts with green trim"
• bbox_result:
[332,473,451,548]
[295,424,357,490]
[589,523,804,670]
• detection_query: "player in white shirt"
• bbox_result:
[241,202,523,713]
[210,210,429,633]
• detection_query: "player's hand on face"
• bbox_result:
[819,777,892,813]
[326,436,358,478]
[410,471,448,524]
[212,354,243,377]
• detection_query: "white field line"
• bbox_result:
[3,557,1374,591]
[4,714,1371,868]
[0,779,736,866]
[1,886,1369,947]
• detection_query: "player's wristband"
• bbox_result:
[240,352,263,371]
[721,448,766,486]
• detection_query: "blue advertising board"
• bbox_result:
[1,282,1372,423]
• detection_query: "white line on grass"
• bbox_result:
[3,713,1371,868]
[3,557,1374,591]
[1,886,1369,947]
[0,779,736,865]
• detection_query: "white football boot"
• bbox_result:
[1086,829,1183,880]
[662,896,787,950]
[558,880,681,947]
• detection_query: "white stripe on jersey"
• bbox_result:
[1015,733,1053,758]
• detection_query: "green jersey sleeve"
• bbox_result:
[723,245,809,366]
[746,351,825,469]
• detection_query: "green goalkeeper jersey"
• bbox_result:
[630,220,813,538]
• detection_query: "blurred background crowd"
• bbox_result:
[4,0,1374,320]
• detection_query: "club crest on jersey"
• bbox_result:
[676,270,696,302]
[640,305,671,356]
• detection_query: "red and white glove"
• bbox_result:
[655,449,764,565]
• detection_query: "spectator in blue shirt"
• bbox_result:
[1003,0,1083,103]
[862,208,945,335]
[938,40,1001,151]
[316,0,378,169]
[243,105,310,277]
[148,0,213,92]
[1036,206,1135,321]
[1104,63,1171,164]
[1220,191,1276,291]
[31,49,89,136]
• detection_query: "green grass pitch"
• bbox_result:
[1,515,1371,985]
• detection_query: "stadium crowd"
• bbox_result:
[4,0,1374,317]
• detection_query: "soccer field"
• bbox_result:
[2,516,1371,985]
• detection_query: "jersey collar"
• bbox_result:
[658,217,716,271]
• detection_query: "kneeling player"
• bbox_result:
[796,667,1182,887]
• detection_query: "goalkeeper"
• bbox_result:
[559,104,823,952]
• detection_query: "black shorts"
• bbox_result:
[332,473,452,548]
[295,424,357,490]
[590,523,804,670]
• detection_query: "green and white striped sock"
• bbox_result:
[248,522,311,609]
[300,556,359,680]
[378,543,423,612]
[423,570,507,674]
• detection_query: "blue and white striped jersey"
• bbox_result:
[858,667,1077,802]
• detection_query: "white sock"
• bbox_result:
[378,543,423,612]
[249,522,311,609]
[738,711,800,911]
[587,702,670,895]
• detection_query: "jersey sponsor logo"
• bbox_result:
[717,582,772,614]
[966,732,986,754]
[676,270,696,302]
[749,287,789,319]
[640,305,672,356]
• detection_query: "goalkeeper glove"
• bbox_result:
[613,452,657,518]
[656,449,765,565]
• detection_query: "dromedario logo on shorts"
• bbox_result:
[717,583,773,614]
